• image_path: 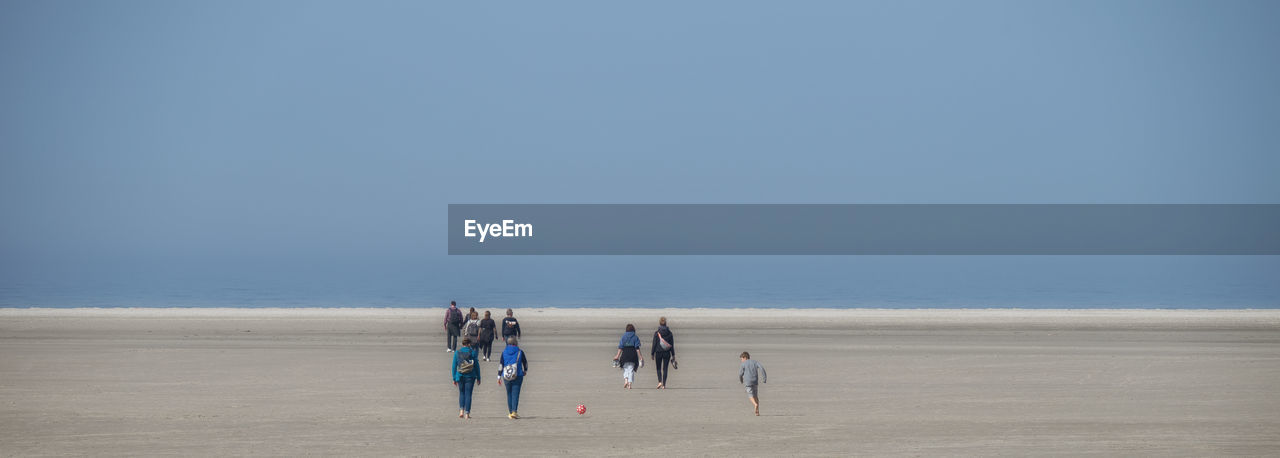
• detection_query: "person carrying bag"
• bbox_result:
[451,337,480,419]
[651,317,677,389]
[497,336,528,419]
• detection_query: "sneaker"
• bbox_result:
[507,412,515,419]
[511,411,520,419]
[446,348,453,352]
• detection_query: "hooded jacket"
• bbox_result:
[499,345,528,378]
[617,331,642,349]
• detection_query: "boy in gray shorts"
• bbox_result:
[738,351,767,416]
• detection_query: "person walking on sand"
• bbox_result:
[443,301,463,352]
[497,336,529,419]
[501,308,521,344]
[463,310,482,356]
[613,324,644,389]
[451,337,480,419]
[739,351,767,416]
[478,311,496,362]
[651,317,676,389]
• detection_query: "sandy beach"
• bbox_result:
[2,308,1278,456]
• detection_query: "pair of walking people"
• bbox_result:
[444,302,490,354]
[613,317,676,389]
[461,310,498,361]
[451,336,529,419]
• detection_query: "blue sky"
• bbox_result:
[1,1,1278,306]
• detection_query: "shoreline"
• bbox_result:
[3,307,1278,328]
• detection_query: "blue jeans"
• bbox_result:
[505,375,523,413]
[457,378,475,413]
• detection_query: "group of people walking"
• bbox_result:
[612,320,766,415]
[612,317,677,389]
[444,301,521,360]
[445,302,525,419]
[444,302,766,419]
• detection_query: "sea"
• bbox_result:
[1,256,1277,309]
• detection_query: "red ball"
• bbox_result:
[576,404,586,415]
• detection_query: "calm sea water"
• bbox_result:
[1,256,1277,309]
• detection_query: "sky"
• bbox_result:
[1,1,1278,306]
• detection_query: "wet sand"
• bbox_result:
[2,308,1279,456]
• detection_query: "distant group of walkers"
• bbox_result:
[444,301,521,360]
[444,302,526,419]
[442,302,765,419]
[612,317,677,389]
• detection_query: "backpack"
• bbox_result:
[463,320,479,337]
[456,348,475,375]
[448,308,463,326]
[502,350,523,381]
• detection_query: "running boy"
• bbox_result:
[738,351,767,416]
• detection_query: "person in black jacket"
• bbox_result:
[479,310,497,362]
[651,316,676,389]
[501,308,521,344]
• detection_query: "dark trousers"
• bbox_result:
[457,378,475,412]
[480,340,493,359]
[446,325,460,350]
[654,353,671,384]
[505,375,523,413]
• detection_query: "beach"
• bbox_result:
[2,308,1278,456]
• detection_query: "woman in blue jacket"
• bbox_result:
[612,324,644,389]
[451,337,480,419]
[497,336,529,419]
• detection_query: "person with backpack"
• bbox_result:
[612,324,644,389]
[651,316,676,389]
[451,337,480,419]
[497,336,529,419]
[463,311,482,357]
[443,301,463,352]
[478,311,497,362]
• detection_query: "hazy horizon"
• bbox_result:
[2,1,1278,308]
